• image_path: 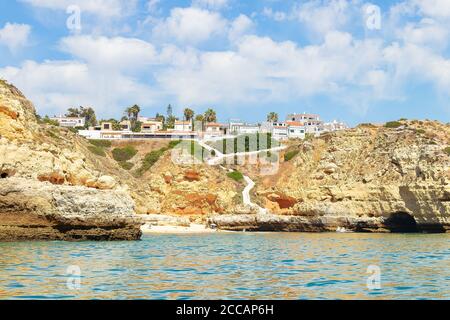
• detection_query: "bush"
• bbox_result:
[134,141,181,177]
[88,145,106,157]
[284,149,300,162]
[444,147,450,156]
[118,161,134,170]
[227,170,244,182]
[112,145,137,162]
[416,129,426,134]
[385,121,402,128]
[89,140,112,148]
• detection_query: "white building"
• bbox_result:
[229,120,259,134]
[141,120,163,132]
[323,120,349,132]
[286,121,306,139]
[174,121,193,132]
[272,124,289,140]
[50,115,86,128]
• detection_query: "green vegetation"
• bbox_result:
[267,112,278,122]
[134,141,181,177]
[227,170,244,182]
[384,121,403,128]
[89,139,112,148]
[38,115,60,127]
[88,145,106,157]
[46,129,61,140]
[444,147,450,156]
[118,161,134,170]
[112,145,137,162]
[416,129,426,134]
[208,133,279,154]
[284,149,300,162]
[66,106,97,128]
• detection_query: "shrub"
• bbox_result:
[284,149,300,162]
[89,140,112,148]
[112,145,137,162]
[416,129,426,134]
[444,147,450,156]
[118,161,134,170]
[134,140,182,177]
[227,170,244,182]
[385,121,402,128]
[88,145,106,157]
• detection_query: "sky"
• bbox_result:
[0,0,450,126]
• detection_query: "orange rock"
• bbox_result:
[184,170,200,182]
[38,172,65,185]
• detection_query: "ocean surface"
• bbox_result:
[0,233,449,300]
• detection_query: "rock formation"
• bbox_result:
[1,79,449,237]
[0,80,142,240]
[215,122,450,233]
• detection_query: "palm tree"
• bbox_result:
[183,108,195,122]
[125,107,133,120]
[267,112,278,123]
[131,104,140,121]
[204,108,217,123]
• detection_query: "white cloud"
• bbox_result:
[192,0,229,10]
[0,23,31,52]
[413,0,450,19]
[20,0,138,17]
[152,7,227,44]
[60,35,157,71]
[228,14,254,43]
[262,7,287,22]
[292,0,354,36]
[147,0,160,13]
[0,60,156,118]
[155,32,389,106]
[397,18,449,49]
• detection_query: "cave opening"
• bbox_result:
[384,212,419,233]
[0,172,8,179]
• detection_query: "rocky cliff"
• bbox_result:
[1,79,449,237]
[211,122,450,233]
[0,80,142,240]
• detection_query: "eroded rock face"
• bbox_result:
[0,81,142,241]
[252,123,450,233]
[0,178,142,241]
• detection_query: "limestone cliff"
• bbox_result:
[212,122,450,233]
[0,80,142,240]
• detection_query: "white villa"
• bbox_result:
[77,111,348,141]
[141,120,163,132]
[173,121,193,132]
[50,115,86,128]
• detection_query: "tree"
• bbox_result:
[195,114,204,122]
[65,106,97,128]
[166,115,177,129]
[267,112,278,123]
[66,107,80,117]
[204,108,217,123]
[80,106,97,128]
[183,108,195,121]
[167,104,173,118]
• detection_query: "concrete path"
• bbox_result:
[195,137,282,215]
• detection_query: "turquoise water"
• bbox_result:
[0,233,449,300]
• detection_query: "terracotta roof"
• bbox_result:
[205,123,223,127]
[286,121,304,126]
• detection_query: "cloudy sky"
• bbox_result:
[0,0,449,125]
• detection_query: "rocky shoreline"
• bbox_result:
[0,178,143,241]
[0,80,449,241]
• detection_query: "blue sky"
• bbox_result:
[1,0,450,126]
